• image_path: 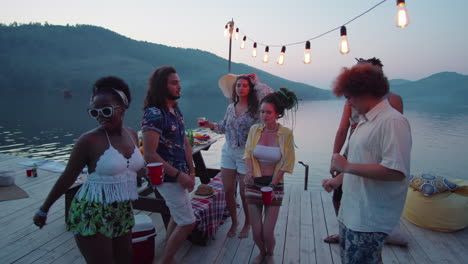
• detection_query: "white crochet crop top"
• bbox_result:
[75,128,145,203]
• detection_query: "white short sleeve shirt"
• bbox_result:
[337,99,412,234]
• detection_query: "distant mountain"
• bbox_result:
[390,72,468,103]
[0,23,331,102]
[389,78,411,86]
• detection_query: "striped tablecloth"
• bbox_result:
[191,175,226,237]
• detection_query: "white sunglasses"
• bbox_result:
[87,105,121,119]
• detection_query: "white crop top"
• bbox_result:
[75,128,145,204]
[253,145,281,163]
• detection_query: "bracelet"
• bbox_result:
[174,170,181,181]
[190,172,196,177]
[36,208,48,217]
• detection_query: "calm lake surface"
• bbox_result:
[1,94,467,191]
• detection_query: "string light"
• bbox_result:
[252,42,257,57]
[304,41,311,64]
[240,36,246,49]
[235,28,239,40]
[277,46,286,65]
[339,26,350,54]
[396,0,409,28]
[263,46,269,63]
[228,0,408,65]
[224,25,228,37]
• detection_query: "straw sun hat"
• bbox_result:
[218,73,272,101]
[218,74,241,99]
[192,184,215,199]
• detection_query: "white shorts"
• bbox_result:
[220,144,247,174]
[155,182,196,226]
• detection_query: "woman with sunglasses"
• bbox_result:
[33,76,145,264]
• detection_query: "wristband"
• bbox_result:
[37,208,48,217]
[174,170,181,181]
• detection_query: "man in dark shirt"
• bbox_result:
[141,65,196,264]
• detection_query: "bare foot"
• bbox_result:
[227,222,238,237]
[251,253,265,264]
[238,225,250,238]
[265,254,275,264]
[323,234,340,244]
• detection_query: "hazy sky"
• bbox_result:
[2,0,467,89]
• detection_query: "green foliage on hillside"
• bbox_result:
[0,23,331,101]
[391,72,468,104]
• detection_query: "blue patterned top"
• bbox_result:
[213,103,259,149]
[141,106,188,182]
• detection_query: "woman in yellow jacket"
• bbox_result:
[243,88,297,264]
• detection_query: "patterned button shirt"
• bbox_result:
[141,106,188,182]
[213,103,259,149]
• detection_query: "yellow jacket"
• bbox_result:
[243,123,295,183]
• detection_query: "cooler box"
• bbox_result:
[132,214,157,264]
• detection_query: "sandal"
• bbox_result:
[323,234,340,244]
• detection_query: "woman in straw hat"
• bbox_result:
[203,74,261,238]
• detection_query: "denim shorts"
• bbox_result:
[156,182,196,226]
[220,144,246,174]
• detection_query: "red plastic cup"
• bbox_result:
[147,162,164,186]
[197,117,207,127]
[26,169,33,177]
[260,186,273,205]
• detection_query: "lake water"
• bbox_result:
[1,94,467,191]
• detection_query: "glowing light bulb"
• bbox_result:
[224,25,228,37]
[339,26,350,54]
[263,46,269,63]
[252,42,257,58]
[241,36,246,49]
[277,46,286,65]
[396,0,410,28]
[235,28,239,40]
[304,41,311,64]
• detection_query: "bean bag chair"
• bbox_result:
[403,179,468,232]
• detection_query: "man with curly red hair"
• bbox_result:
[327,63,412,264]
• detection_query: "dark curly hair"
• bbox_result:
[260,88,298,118]
[92,76,131,107]
[332,63,389,98]
[231,75,259,118]
[144,65,177,110]
[355,57,384,68]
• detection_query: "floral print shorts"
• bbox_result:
[339,222,388,264]
[66,198,134,238]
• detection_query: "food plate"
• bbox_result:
[194,133,211,140]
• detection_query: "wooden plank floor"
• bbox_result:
[1,153,467,264]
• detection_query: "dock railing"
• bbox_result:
[298,161,309,190]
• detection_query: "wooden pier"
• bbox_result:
[0,153,467,263]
